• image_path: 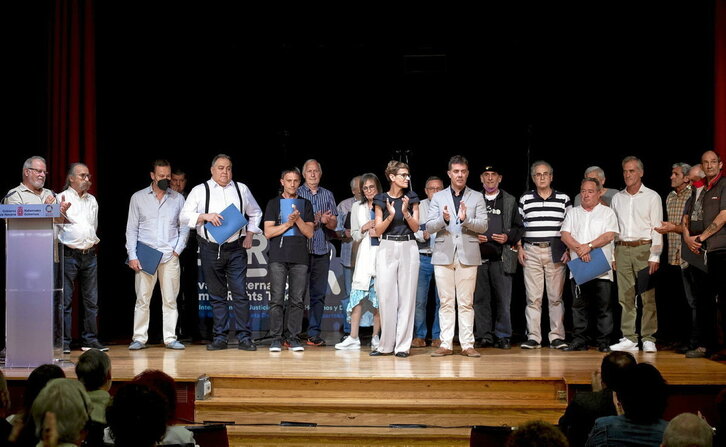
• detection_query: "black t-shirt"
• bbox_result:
[481,193,505,260]
[264,196,315,264]
[373,190,420,236]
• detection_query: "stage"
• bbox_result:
[4,341,726,446]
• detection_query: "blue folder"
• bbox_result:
[567,247,611,285]
[204,204,248,243]
[135,242,163,275]
[281,199,305,237]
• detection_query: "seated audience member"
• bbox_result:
[8,364,66,446]
[506,420,569,447]
[75,349,112,424]
[106,383,167,447]
[0,370,12,446]
[559,351,637,446]
[30,378,92,447]
[104,369,195,446]
[586,363,669,447]
[661,413,713,447]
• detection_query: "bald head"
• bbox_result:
[662,412,713,447]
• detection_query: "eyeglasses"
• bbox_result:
[76,173,91,179]
[396,173,411,180]
[534,172,552,178]
[362,185,377,191]
[27,167,48,176]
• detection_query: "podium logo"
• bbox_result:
[45,205,54,214]
[17,207,23,216]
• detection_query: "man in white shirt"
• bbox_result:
[610,156,663,352]
[58,163,105,354]
[561,177,619,352]
[180,154,263,352]
[126,159,190,351]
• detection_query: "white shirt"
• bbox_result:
[561,203,620,281]
[611,184,663,263]
[57,187,100,250]
[180,179,263,243]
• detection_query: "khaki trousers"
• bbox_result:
[434,259,477,350]
[615,244,657,343]
[133,256,180,345]
[523,244,566,343]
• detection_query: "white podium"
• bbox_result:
[2,204,63,367]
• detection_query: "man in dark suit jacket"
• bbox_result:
[559,351,636,446]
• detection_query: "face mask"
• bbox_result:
[157,179,170,191]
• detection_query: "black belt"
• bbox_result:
[197,235,241,251]
[64,246,95,255]
[381,234,414,242]
[526,241,551,248]
[419,252,433,257]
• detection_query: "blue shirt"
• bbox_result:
[126,185,189,263]
[297,184,337,255]
[586,415,667,447]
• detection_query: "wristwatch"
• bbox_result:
[587,243,593,249]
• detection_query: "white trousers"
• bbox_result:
[375,239,419,354]
[133,256,180,345]
[434,259,477,350]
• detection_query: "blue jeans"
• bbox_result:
[307,253,331,337]
[63,248,99,346]
[340,265,353,333]
[414,254,440,339]
[269,262,308,341]
[199,238,251,343]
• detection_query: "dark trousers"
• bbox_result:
[63,248,99,345]
[306,253,330,337]
[473,260,513,341]
[199,238,251,343]
[682,265,707,347]
[570,279,613,345]
[178,234,200,339]
[269,262,308,341]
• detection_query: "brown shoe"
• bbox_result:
[461,348,481,358]
[431,347,453,357]
[431,339,442,348]
[411,337,427,348]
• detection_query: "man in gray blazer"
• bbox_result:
[426,155,488,357]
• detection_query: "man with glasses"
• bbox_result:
[516,161,571,350]
[5,156,68,212]
[58,163,106,353]
[412,176,444,348]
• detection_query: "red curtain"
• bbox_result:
[717,0,726,164]
[48,0,97,194]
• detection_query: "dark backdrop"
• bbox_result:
[3,2,716,344]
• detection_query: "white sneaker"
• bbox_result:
[370,335,380,350]
[643,341,657,353]
[609,338,639,352]
[335,336,361,350]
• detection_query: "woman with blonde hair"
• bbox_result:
[370,161,420,358]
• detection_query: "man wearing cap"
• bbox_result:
[473,165,523,350]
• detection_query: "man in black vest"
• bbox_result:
[473,165,524,350]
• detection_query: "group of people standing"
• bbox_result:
[4,150,724,358]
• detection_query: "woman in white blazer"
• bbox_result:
[335,173,382,350]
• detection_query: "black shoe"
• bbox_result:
[307,336,326,346]
[598,344,612,353]
[494,338,511,350]
[395,351,409,358]
[238,339,257,351]
[550,339,568,350]
[474,338,493,348]
[206,340,228,351]
[521,339,541,349]
[564,343,588,352]
[82,341,109,352]
[369,350,391,356]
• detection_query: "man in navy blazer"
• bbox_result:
[426,155,488,357]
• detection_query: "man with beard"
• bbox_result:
[58,163,106,353]
[126,159,189,350]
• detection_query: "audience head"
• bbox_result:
[132,369,178,423]
[25,364,66,412]
[600,351,637,392]
[506,420,569,447]
[616,363,668,424]
[0,370,10,415]
[31,378,91,445]
[661,412,713,447]
[75,349,112,391]
[107,383,167,447]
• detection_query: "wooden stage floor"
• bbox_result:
[4,343,726,386]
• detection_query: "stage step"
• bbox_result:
[195,376,567,445]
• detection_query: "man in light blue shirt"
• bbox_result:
[126,159,189,350]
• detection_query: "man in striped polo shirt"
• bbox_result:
[516,161,572,349]
[298,159,338,346]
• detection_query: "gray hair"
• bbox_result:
[350,176,361,189]
[302,159,321,174]
[32,378,91,443]
[211,153,232,167]
[622,156,644,171]
[530,160,553,177]
[65,163,88,189]
[23,156,46,170]
[672,162,692,176]
[582,177,603,192]
[689,164,706,179]
[662,412,713,447]
[584,166,605,181]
